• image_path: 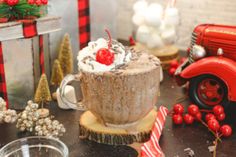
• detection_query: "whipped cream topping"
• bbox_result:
[77,38,132,72]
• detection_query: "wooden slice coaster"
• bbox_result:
[79,109,157,145]
[132,43,179,69]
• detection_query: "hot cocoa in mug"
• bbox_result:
[59,38,161,127]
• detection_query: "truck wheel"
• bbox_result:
[189,75,229,109]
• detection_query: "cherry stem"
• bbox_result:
[199,109,212,113]
[105,29,112,49]
[199,119,222,142]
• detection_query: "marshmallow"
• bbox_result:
[136,25,151,44]
[147,32,164,49]
[144,3,163,27]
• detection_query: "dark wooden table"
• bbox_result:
[1,71,236,157]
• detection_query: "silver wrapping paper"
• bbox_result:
[3,39,34,109]
[2,35,51,109]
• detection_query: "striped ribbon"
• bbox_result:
[0,42,8,108]
[39,35,45,74]
[78,0,91,49]
[141,106,169,157]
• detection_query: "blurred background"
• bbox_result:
[90,0,236,49]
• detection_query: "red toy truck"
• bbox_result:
[175,24,236,109]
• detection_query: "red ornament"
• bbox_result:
[27,0,35,4]
[173,104,184,114]
[41,0,47,5]
[207,119,220,132]
[96,29,114,65]
[0,18,8,23]
[172,114,183,125]
[183,114,194,124]
[129,36,136,46]
[170,60,179,69]
[220,125,232,137]
[6,0,18,6]
[35,0,42,5]
[188,104,199,116]
[213,105,224,116]
[195,112,202,121]
[205,113,216,122]
[169,67,176,76]
[217,113,226,121]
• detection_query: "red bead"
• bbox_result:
[170,60,179,69]
[183,114,194,124]
[169,67,176,76]
[172,114,183,125]
[220,125,232,137]
[207,119,220,132]
[41,0,47,5]
[96,48,114,65]
[6,0,18,6]
[217,113,226,121]
[213,105,224,115]
[27,0,34,4]
[195,112,202,121]
[205,113,216,122]
[173,104,184,114]
[188,104,199,116]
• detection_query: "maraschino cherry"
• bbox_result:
[96,29,114,65]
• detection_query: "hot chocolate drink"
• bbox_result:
[77,38,161,126]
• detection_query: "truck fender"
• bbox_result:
[181,56,236,101]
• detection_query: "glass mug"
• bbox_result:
[58,66,160,126]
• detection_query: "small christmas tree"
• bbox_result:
[50,59,64,86]
[34,74,52,107]
[34,74,52,117]
[58,33,73,76]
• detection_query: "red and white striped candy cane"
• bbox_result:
[141,106,169,157]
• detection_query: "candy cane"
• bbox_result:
[141,106,168,157]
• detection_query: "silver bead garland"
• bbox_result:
[35,117,66,138]
[16,100,66,138]
[16,100,39,132]
[0,97,17,124]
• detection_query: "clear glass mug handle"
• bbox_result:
[58,74,85,111]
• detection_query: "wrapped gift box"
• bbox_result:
[0,16,61,109]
